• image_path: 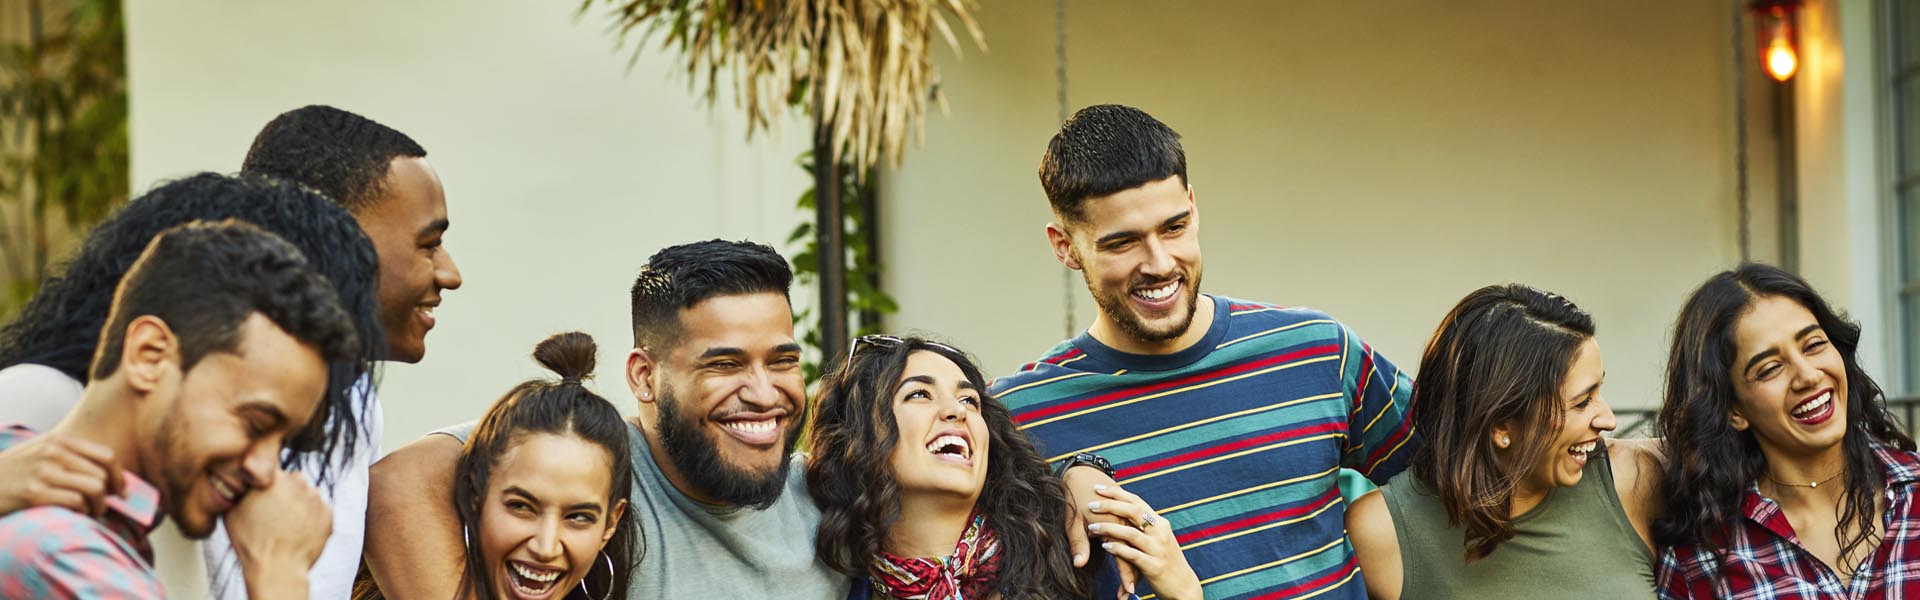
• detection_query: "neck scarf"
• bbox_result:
[869,508,1004,600]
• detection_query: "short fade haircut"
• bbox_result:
[629,240,793,351]
[241,105,427,212]
[1037,104,1188,224]
[90,220,360,382]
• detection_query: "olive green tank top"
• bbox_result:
[1379,442,1656,599]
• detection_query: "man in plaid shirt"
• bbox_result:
[0,220,358,598]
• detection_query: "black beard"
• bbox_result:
[654,385,792,510]
[1086,271,1203,345]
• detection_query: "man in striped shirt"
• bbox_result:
[993,104,1418,600]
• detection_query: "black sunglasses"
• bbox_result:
[846,334,963,363]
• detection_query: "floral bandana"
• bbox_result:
[868,508,1004,599]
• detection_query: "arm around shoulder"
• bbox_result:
[1604,437,1665,550]
[364,434,469,600]
[1345,489,1401,600]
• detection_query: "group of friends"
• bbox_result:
[0,102,1909,599]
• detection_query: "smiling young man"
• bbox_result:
[0,221,359,599]
[366,239,851,598]
[990,104,1420,599]
[160,105,464,600]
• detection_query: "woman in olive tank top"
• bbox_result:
[1344,285,1663,599]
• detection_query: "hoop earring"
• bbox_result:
[577,550,615,600]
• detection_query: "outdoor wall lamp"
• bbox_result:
[1753,0,1802,82]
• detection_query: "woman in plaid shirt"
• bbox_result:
[1655,263,1920,599]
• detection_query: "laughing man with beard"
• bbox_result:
[988,105,1421,599]
[365,240,851,598]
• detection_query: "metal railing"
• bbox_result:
[1613,396,1920,439]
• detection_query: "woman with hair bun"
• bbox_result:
[357,332,641,600]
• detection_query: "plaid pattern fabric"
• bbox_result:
[0,425,165,599]
[1657,443,1920,599]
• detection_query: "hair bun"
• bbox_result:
[533,331,597,383]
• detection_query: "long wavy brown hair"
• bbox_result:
[806,337,1093,598]
[1409,284,1596,561]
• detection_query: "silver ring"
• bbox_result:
[1138,513,1159,529]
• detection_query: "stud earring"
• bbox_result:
[1497,436,1510,448]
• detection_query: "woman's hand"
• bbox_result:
[1086,484,1202,600]
[0,432,122,518]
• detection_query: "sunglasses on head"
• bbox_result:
[846,334,963,364]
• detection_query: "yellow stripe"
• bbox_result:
[1360,398,1395,435]
[1229,306,1281,316]
[1179,492,1342,551]
[1059,353,1087,367]
[1366,424,1416,472]
[998,370,1099,398]
[1291,568,1363,600]
[1113,369,1127,376]
[1022,355,1339,429]
[1119,433,1344,485]
[1045,392,1342,463]
[1216,319,1332,350]
[1196,536,1346,585]
[1158,466,1340,514]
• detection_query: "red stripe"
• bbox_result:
[1115,420,1344,479]
[1361,416,1413,472]
[1044,348,1084,365]
[1350,344,1374,412]
[1244,557,1359,600]
[1014,344,1338,424]
[1174,488,1340,545]
[1016,348,1083,374]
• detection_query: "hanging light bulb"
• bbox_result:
[1765,37,1798,81]
[1754,2,1800,82]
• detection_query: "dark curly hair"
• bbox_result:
[1408,284,1595,561]
[0,172,382,483]
[1038,104,1188,224]
[241,104,427,212]
[806,337,1092,598]
[453,332,641,600]
[103,219,361,448]
[1653,263,1915,575]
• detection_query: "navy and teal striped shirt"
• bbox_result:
[991,295,1418,600]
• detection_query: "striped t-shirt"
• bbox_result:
[991,295,1417,600]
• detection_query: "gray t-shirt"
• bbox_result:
[435,420,849,598]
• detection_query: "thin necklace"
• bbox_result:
[1765,468,1846,489]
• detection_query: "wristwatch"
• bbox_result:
[1055,452,1115,478]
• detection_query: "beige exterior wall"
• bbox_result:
[885,0,1765,412]
[124,1,813,447]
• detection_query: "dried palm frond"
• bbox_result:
[584,0,985,172]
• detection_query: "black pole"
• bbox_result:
[813,122,850,364]
[1775,73,1800,273]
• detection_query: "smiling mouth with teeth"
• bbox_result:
[926,434,972,461]
[1133,280,1179,302]
[1792,391,1834,417]
[212,478,241,505]
[1568,440,1598,462]
[507,560,563,596]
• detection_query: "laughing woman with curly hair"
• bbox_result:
[806,336,1200,600]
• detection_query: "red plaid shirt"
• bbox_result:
[1657,442,1920,599]
[0,425,164,599]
